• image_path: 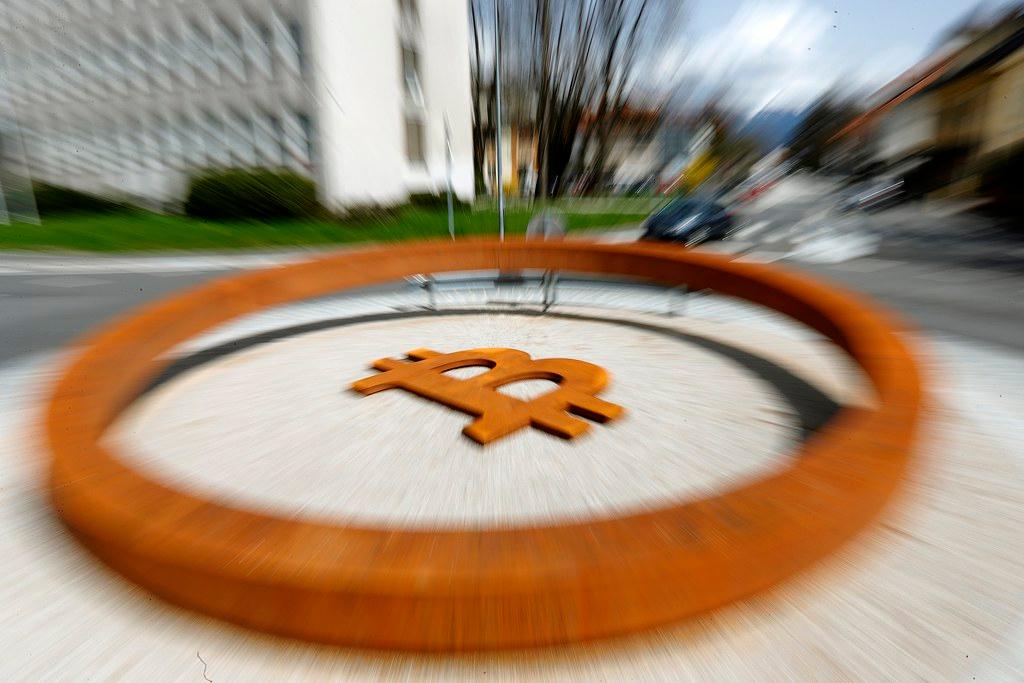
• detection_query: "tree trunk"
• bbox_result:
[534,0,552,200]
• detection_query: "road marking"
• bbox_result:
[914,268,1009,283]
[786,232,881,264]
[766,210,831,244]
[697,240,751,255]
[735,251,788,263]
[826,258,901,273]
[26,276,111,288]
[732,220,772,240]
[0,254,311,275]
[595,227,642,243]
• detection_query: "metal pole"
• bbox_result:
[0,175,9,225]
[5,120,39,224]
[493,0,505,240]
[444,114,454,240]
[0,125,9,225]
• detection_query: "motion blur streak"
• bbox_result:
[1,0,1023,679]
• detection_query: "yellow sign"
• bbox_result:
[352,347,623,444]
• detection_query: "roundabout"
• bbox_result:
[44,239,924,651]
[111,307,846,527]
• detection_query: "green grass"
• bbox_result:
[0,207,646,252]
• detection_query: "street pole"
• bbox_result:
[7,121,39,224]
[0,175,9,226]
[444,114,455,240]
[493,0,505,240]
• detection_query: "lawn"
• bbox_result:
[0,206,648,252]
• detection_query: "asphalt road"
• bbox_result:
[1,249,1021,368]
[725,177,1024,350]
[802,260,1024,350]
[1,178,1022,362]
[0,270,225,364]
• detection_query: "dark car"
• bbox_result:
[640,198,733,246]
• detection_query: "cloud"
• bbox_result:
[663,0,917,116]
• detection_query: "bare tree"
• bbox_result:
[469,0,684,199]
[581,0,660,195]
[534,0,553,199]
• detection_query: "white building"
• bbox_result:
[0,0,474,210]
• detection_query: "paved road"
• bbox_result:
[593,177,1024,350]
[723,176,1024,350]
[1,177,1022,359]
[0,270,226,363]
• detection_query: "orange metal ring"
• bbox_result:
[45,239,923,650]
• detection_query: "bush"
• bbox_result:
[407,192,445,208]
[342,203,401,224]
[408,191,468,211]
[184,169,321,220]
[32,183,126,215]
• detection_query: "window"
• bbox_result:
[116,44,134,93]
[271,11,301,75]
[136,117,159,170]
[270,114,285,165]
[217,16,245,81]
[229,111,255,166]
[177,114,197,166]
[252,111,280,165]
[163,119,183,170]
[405,118,425,163]
[242,16,273,79]
[288,21,306,75]
[399,0,418,18]
[402,47,419,85]
[160,29,190,88]
[190,19,218,82]
[402,45,423,106]
[281,110,312,170]
[129,34,152,92]
[148,115,169,169]
[298,113,313,167]
[398,0,419,29]
[120,117,142,169]
[203,111,226,165]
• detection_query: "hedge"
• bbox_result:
[184,169,321,220]
[32,183,125,215]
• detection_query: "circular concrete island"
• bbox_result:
[45,241,923,651]
[114,311,832,527]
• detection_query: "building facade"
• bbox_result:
[834,7,1024,199]
[0,0,474,209]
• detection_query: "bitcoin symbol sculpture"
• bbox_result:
[351,347,624,444]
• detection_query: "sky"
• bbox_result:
[671,0,1019,116]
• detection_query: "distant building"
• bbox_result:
[485,108,696,197]
[833,6,1024,199]
[0,0,474,209]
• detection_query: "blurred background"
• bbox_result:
[0,0,1021,349]
[1,1,1023,232]
[2,1,1024,679]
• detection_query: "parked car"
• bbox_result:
[639,198,734,246]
